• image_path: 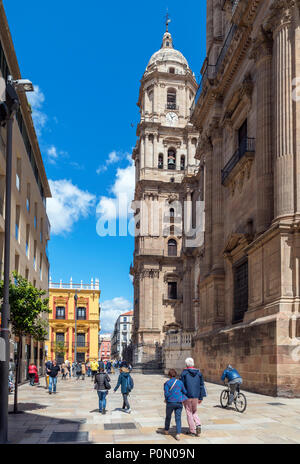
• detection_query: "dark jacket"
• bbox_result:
[180,368,207,400]
[48,365,60,378]
[164,378,187,403]
[98,361,105,370]
[94,372,111,391]
[114,369,132,394]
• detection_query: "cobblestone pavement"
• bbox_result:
[7,372,300,444]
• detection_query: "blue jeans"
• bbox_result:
[97,391,107,411]
[49,376,57,393]
[165,402,183,434]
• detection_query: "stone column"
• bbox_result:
[252,30,274,233]
[202,136,213,277]
[153,134,158,168]
[210,123,224,272]
[68,326,73,361]
[206,0,214,55]
[269,1,296,220]
[144,134,148,169]
[185,189,192,240]
[140,136,145,170]
[152,271,159,329]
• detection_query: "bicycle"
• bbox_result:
[220,383,247,413]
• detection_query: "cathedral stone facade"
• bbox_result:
[190,0,300,397]
[132,0,300,396]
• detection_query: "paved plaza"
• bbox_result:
[7,372,300,444]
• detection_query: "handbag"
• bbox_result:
[104,375,111,390]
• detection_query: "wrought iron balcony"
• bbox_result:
[221,138,255,185]
[215,23,238,75]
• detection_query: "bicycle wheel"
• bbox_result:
[235,392,247,413]
[220,390,229,408]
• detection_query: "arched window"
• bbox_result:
[167,88,177,109]
[180,156,185,170]
[168,148,176,170]
[158,154,164,169]
[169,67,175,74]
[168,239,177,256]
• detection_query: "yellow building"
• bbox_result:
[45,278,100,364]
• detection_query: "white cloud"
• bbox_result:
[47,179,96,235]
[96,155,135,222]
[27,85,47,136]
[100,297,132,333]
[96,150,122,175]
[47,146,58,164]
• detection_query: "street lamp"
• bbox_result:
[0,75,34,444]
[74,292,78,364]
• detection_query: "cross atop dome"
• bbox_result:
[165,9,171,32]
[161,10,173,49]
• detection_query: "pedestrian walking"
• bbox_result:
[47,360,60,394]
[164,369,188,441]
[28,363,38,386]
[113,367,134,413]
[106,360,111,374]
[75,362,82,380]
[86,361,91,377]
[90,360,99,380]
[45,358,52,389]
[61,362,67,380]
[65,359,71,379]
[72,362,76,377]
[98,359,105,370]
[180,358,207,437]
[94,367,111,414]
[9,358,15,384]
[81,362,86,380]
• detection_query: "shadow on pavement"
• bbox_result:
[9,402,48,413]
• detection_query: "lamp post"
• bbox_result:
[74,292,78,364]
[0,76,34,444]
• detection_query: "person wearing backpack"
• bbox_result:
[180,357,207,437]
[94,367,111,414]
[113,367,134,413]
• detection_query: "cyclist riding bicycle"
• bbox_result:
[221,365,243,405]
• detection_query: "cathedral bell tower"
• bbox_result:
[130,23,199,369]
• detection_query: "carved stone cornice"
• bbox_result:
[195,134,213,160]
[141,269,160,278]
[250,26,273,63]
[266,0,297,33]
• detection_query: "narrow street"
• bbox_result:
[7,372,300,444]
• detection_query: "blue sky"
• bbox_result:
[5,0,206,332]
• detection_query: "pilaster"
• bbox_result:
[251,28,274,233]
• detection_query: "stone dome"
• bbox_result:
[146,31,189,71]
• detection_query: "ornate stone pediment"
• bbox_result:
[163,136,182,147]
[162,321,182,333]
[223,232,253,260]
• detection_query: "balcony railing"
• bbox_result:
[215,24,238,74]
[72,342,89,348]
[221,138,255,184]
